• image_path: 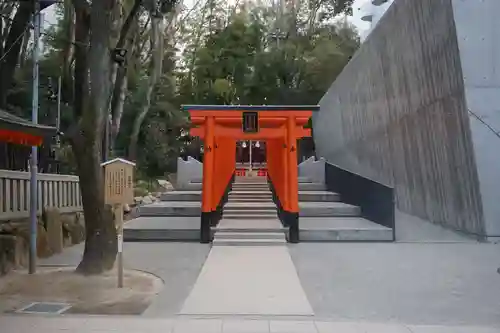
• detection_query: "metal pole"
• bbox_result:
[56,76,61,132]
[29,3,42,275]
[116,204,124,288]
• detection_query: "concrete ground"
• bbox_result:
[289,242,500,326]
[1,315,499,333]
[394,210,479,243]
[289,210,500,326]
[2,210,497,331]
[38,242,211,316]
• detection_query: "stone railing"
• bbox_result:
[0,170,82,222]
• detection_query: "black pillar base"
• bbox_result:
[200,212,213,243]
[283,211,299,243]
[211,209,221,227]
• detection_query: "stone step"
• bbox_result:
[138,200,358,218]
[158,190,338,202]
[224,209,277,215]
[212,224,288,234]
[223,214,277,220]
[231,189,270,193]
[231,186,270,190]
[212,238,286,246]
[179,182,202,191]
[229,197,273,201]
[229,191,272,196]
[215,219,285,232]
[138,201,200,217]
[230,188,272,192]
[299,191,340,202]
[123,216,200,242]
[225,202,276,210]
[235,176,313,183]
[299,202,360,217]
[160,191,201,201]
[234,178,268,182]
[228,198,274,203]
[298,183,327,191]
[214,232,285,240]
[299,217,394,242]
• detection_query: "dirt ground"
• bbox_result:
[0,266,163,315]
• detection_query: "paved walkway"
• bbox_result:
[180,246,313,315]
[1,315,499,332]
[181,217,313,316]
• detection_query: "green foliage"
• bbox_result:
[2,0,359,177]
[179,2,359,108]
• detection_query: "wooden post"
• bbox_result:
[115,203,124,288]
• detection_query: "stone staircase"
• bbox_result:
[212,177,286,246]
[125,174,394,242]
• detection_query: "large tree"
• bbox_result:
[64,0,178,274]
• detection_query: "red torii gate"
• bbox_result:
[185,104,319,243]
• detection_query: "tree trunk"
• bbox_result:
[128,16,164,161]
[71,0,119,275]
[72,131,117,274]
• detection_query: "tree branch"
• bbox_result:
[115,0,142,49]
[71,0,90,16]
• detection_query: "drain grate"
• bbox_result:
[16,302,72,314]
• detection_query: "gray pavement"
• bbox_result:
[1,315,499,332]
[289,242,500,326]
[394,210,478,243]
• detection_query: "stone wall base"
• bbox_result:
[0,210,85,276]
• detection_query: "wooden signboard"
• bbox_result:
[102,158,135,205]
[101,158,136,288]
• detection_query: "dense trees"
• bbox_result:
[0,0,359,274]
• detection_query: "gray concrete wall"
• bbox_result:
[176,157,202,190]
[314,0,490,237]
[298,157,325,184]
[451,0,500,239]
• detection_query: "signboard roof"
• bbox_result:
[101,158,136,167]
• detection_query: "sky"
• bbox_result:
[43,0,374,34]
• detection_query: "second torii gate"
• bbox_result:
[185,104,319,243]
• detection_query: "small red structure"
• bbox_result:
[0,109,56,146]
[185,104,319,243]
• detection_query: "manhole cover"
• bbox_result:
[16,302,72,314]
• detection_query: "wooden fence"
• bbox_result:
[0,170,82,221]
